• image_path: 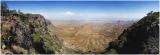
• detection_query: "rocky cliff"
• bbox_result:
[105,11,159,54]
[1,2,62,54]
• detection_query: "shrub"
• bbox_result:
[43,42,55,54]
[32,33,41,42]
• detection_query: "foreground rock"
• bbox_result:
[1,3,62,53]
[105,11,159,54]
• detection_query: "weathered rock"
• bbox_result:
[105,11,159,54]
[1,13,62,54]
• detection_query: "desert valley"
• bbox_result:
[48,20,130,53]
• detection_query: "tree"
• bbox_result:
[1,2,9,16]
[147,11,153,16]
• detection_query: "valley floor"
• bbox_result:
[48,20,126,53]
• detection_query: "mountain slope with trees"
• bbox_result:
[1,2,62,54]
[105,11,159,54]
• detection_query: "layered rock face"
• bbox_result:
[105,11,159,54]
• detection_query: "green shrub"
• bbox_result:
[32,33,41,42]
[43,42,55,54]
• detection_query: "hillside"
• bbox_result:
[105,11,159,54]
[1,2,62,54]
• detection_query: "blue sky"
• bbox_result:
[4,1,159,21]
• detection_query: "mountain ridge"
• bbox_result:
[105,11,159,54]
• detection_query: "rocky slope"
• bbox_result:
[1,2,62,54]
[105,11,159,54]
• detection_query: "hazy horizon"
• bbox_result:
[4,1,159,21]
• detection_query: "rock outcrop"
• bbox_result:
[1,14,62,54]
[1,2,62,54]
[105,11,159,54]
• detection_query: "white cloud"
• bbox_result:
[63,11,75,16]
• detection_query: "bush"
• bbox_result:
[43,42,55,54]
[32,33,41,42]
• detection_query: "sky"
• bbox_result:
[2,0,159,1]
[4,1,159,21]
